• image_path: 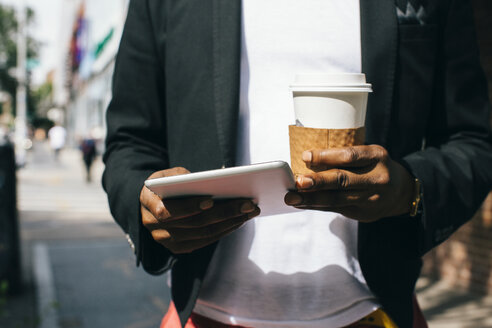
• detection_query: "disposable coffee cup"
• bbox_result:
[290,73,372,129]
[289,73,372,175]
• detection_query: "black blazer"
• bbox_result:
[102,0,492,327]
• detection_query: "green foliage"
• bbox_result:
[0,4,40,118]
[0,5,18,105]
[32,116,54,131]
[30,81,53,122]
[32,81,52,105]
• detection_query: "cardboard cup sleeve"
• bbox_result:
[289,125,366,176]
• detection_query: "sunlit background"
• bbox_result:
[0,0,127,155]
[0,1,491,327]
[0,1,171,328]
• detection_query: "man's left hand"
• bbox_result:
[284,145,415,222]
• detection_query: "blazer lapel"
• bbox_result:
[212,0,242,167]
[360,0,398,147]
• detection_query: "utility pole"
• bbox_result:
[15,0,28,167]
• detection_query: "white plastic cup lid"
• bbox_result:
[290,73,372,92]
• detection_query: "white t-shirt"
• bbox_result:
[194,1,379,327]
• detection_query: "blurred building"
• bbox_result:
[54,0,128,146]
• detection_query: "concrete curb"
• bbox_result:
[33,243,60,328]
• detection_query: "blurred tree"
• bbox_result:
[30,81,54,131]
[31,80,53,112]
[0,5,39,121]
[0,5,18,116]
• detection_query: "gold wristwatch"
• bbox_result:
[409,178,422,217]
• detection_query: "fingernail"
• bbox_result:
[302,151,312,163]
[299,177,314,189]
[285,193,303,206]
[240,201,255,213]
[297,176,314,189]
[199,199,214,210]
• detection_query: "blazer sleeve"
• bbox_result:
[401,0,492,256]
[102,0,175,274]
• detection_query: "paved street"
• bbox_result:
[417,277,492,328]
[1,140,492,328]
[1,141,170,328]
[18,141,122,242]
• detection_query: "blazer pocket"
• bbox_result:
[391,24,439,155]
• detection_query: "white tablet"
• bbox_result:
[144,161,299,216]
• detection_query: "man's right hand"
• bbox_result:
[140,167,261,254]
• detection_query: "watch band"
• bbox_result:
[409,178,422,217]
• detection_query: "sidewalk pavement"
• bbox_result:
[417,277,492,327]
[1,141,170,328]
[1,140,492,327]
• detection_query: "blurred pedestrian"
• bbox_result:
[48,124,66,161]
[80,137,97,183]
